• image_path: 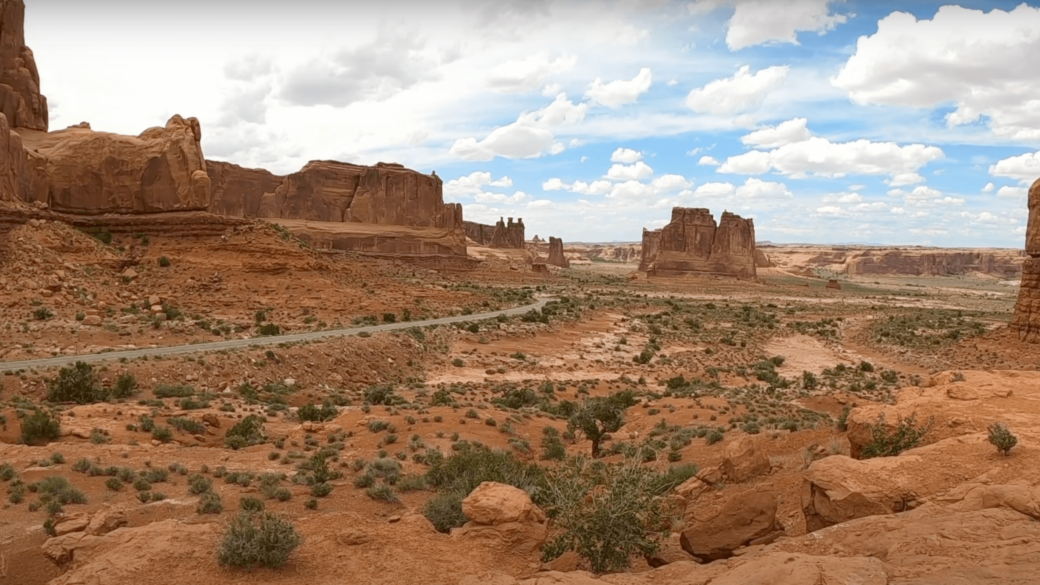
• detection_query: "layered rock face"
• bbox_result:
[847,250,1020,276]
[0,0,46,131]
[1012,178,1040,342]
[464,217,525,248]
[643,208,756,278]
[547,236,569,268]
[206,160,282,217]
[639,228,661,271]
[18,116,211,214]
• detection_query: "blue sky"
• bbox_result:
[27,0,1040,245]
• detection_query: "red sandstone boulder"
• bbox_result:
[680,490,782,561]
[454,482,547,554]
[721,436,770,482]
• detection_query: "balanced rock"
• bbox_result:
[680,490,782,561]
[454,482,547,554]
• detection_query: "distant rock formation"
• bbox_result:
[464,217,525,248]
[826,279,842,290]
[547,236,569,268]
[641,208,756,279]
[207,160,282,217]
[847,250,1017,276]
[0,0,46,131]
[1012,177,1040,342]
[18,115,211,214]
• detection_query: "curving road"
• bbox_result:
[0,297,554,371]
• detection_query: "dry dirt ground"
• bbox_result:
[2,223,1039,584]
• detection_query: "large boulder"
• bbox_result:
[680,490,782,561]
[801,454,920,532]
[454,482,547,554]
[20,115,211,214]
[721,436,770,482]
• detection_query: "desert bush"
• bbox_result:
[197,491,223,514]
[158,256,171,267]
[151,426,173,443]
[365,483,399,503]
[189,474,213,495]
[423,491,468,533]
[540,426,567,461]
[225,415,265,449]
[153,383,194,398]
[539,457,687,573]
[112,373,137,399]
[31,476,87,507]
[240,496,265,512]
[21,409,61,445]
[297,401,338,422]
[258,323,281,336]
[567,392,637,458]
[168,416,206,435]
[48,362,106,403]
[34,307,53,321]
[218,511,302,569]
[860,412,933,459]
[988,421,1018,456]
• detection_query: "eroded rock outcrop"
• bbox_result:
[18,116,211,214]
[642,208,756,278]
[547,236,569,268]
[639,228,661,271]
[1013,177,1040,342]
[680,490,783,561]
[454,482,548,555]
[0,0,46,131]
[464,217,525,248]
[206,160,282,217]
[847,249,1022,276]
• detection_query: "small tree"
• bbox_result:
[225,415,265,449]
[568,392,637,458]
[218,511,301,568]
[988,421,1017,456]
[21,409,61,445]
[48,362,107,404]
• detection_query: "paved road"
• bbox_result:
[0,297,553,371]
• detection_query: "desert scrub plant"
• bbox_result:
[218,511,302,569]
[48,361,107,403]
[297,401,338,422]
[188,474,213,495]
[34,307,54,321]
[225,415,265,449]
[168,417,206,435]
[539,457,689,573]
[112,373,137,399]
[567,391,638,458]
[365,483,399,503]
[240,496,265,512]
[30,476,87,507]
[988,421,1018,456]
[153,383,194,399]
[197,491,223,514]
[21,408,61,445]
[422,491,469,532]
[859,412,933,459]
[151,426,173,443]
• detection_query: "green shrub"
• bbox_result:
[297,401,338,422]
[988,421,1018,456]
[21,409,61,445]
[112,373,137,399]
[105,477,123,491]
[153,384,194,398]
[158,256,171,267]
[705,429,724,445]
[382,313,397,323]
[189,474,213,495]
[197,491,223,514]
[423,491,468,533]
[567,392,637,458]
[168,417,206,435]
[217,511,302,569]
[151,426,173,443]
[0,463,16,481]
[539,457,686,573]
[836,405,852,431]
[365,483,399,503]
[240,496,265,512]
[225,415,265,449]
[48,362,106,403]
[34,307,54,321]
[30,476,87,507]
[860,412,933,459]
[258,323,281,336]
[310,483,332,498]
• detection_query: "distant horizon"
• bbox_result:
[24,0,1040,247]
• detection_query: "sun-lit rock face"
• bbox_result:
[1012,177,1040,342]
[643,207,757,279]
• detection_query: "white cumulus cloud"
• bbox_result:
[998,186,1027,199]
[990,151,1040,184]
[488,52,577,93]
[585,68,653,108]
[606,161,654,181]
[698,156,721,166]
[445,171,514,197]
[690,0,849,50]
[610,148,644,163]
[450,93,587,161]
[832,4,1040,139]
[741,118,812,148]
[686,65,789,114]
[718,137,944,181]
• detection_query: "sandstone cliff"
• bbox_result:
[0,0,46,131]
[18,116,211,214]
[643,208,756,279]
[547,236,569,268]
[464,217,525,249]
[206,160,282,217]
[1012,177,1040,342]
[639,228,661,272]
[847,250,1020,276]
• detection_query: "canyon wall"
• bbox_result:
[847,250,1021,277]
[463,217,525,249]
[1012,178,1040,342]
[643,208,756,279]
[639,228,661,271]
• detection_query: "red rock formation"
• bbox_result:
[639,228,661,271]
[464,217,525,249]
[643,208,756,279]
[0,0,46,131]
[206,160,282,217]
[1012,177,1040,342]
[826,279,841,290]
[547,236,569,268]
[18,116,211,214]
[847,250,1019,276]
